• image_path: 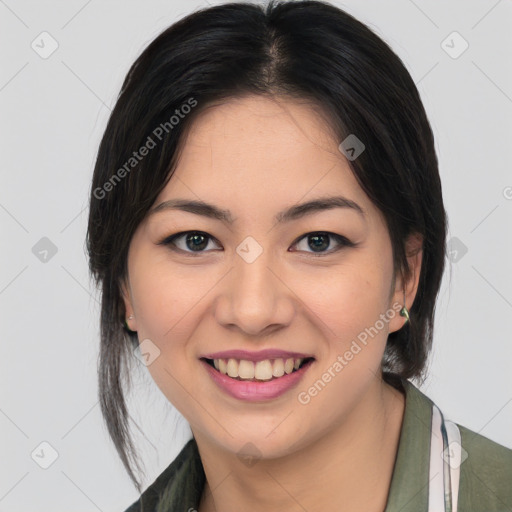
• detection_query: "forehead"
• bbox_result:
[156,95,372,217]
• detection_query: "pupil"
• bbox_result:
[187,232,207,251]
[309,233,329,252]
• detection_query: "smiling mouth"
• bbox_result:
[201,356,315,381]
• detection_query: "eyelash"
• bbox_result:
[157,230,356,256]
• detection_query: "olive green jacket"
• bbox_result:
[124,379,512,512]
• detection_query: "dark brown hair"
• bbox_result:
[86,0,447,492]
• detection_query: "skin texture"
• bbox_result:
[121,95,422,511]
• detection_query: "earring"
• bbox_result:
[123,315,135,331]
[399,290,410,324]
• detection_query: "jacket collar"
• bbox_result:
[384,378,434,512]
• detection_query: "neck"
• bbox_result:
[196,377,405,512]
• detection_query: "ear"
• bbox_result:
[388,232,423,333]
[120,278,138,332]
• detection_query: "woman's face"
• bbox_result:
[122,95,414,459]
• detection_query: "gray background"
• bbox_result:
[1,0,511,510]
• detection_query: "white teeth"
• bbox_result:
[238,359,255,379]
[226,358,238,378]
[272,358,284,377]
[284,358,294,374]
[254,360,273,380]
[212,357,307,380]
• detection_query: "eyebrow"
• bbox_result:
[149,195,365,224]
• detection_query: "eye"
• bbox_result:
[158,230,355,256]
[291,232,355,255]
[158,231,221,254]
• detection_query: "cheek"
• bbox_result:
[127,249,224,369]
[127,259,204,408]
[292,252,394,414]
[296,252,393,340]
[132,269,177,336]
[131,265,201,344]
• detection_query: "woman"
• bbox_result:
[86,1,512,511]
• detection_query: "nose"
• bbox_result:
[214,244,295,337]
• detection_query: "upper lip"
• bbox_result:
[200,349,315,362]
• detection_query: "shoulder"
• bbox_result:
[456,423,512,511]
[122,438,205,512]
[399,378,512,510]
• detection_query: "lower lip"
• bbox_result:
[200,358,315,402]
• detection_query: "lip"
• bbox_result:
[200,357,315,402]
[200,349,314,362]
